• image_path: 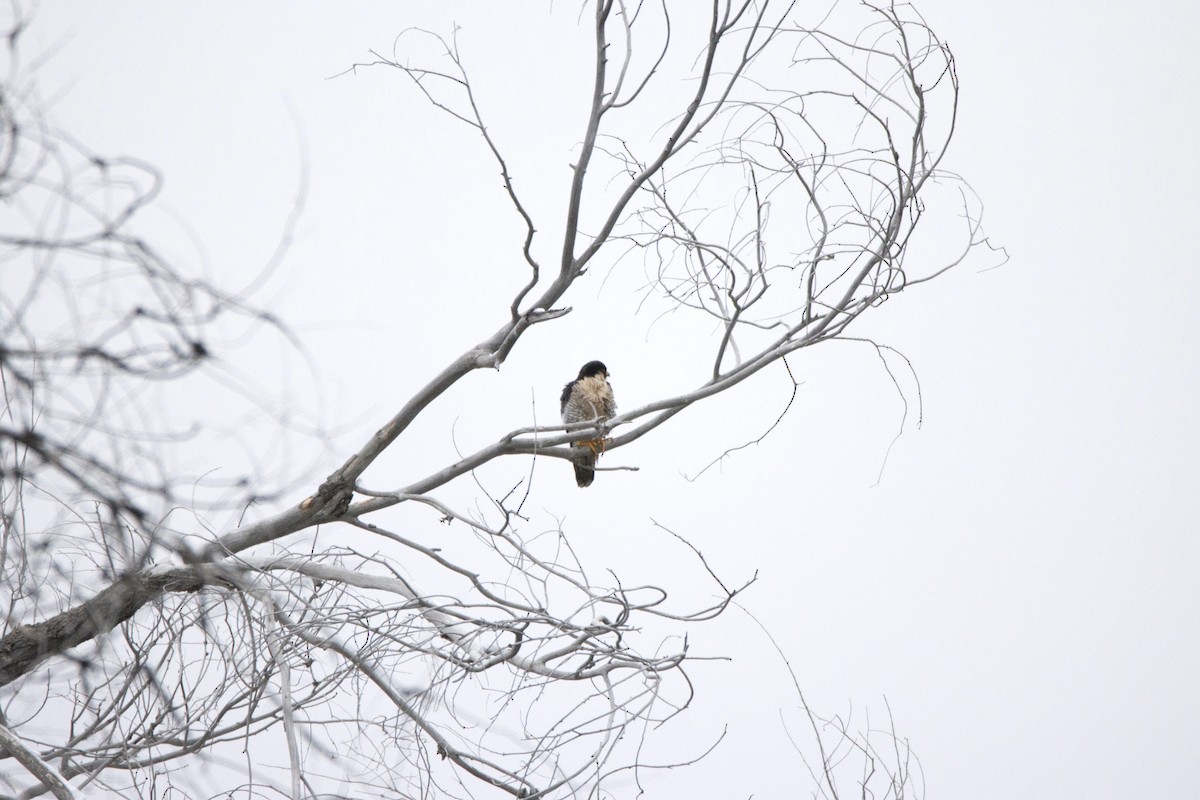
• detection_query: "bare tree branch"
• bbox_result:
[1,2,996,796]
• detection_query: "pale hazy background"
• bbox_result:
[25,1,1199,798]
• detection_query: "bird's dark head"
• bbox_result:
[577,360,609,379]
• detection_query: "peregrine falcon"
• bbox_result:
[560,360,617,488]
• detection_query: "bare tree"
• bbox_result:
[1,1,995,798]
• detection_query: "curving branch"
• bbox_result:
[1,2,997,797]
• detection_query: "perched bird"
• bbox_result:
[560,360,617,488]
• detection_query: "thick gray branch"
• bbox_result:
[0,568,201,689]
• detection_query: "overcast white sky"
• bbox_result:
[23,1,1200,798]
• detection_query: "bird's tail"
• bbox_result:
[573,451,596,488]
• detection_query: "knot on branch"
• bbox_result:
[298,478,354,518]
[471,348,501,369]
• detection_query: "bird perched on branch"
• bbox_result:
[560,360,616,488]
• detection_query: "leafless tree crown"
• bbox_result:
[1,2,995,798]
